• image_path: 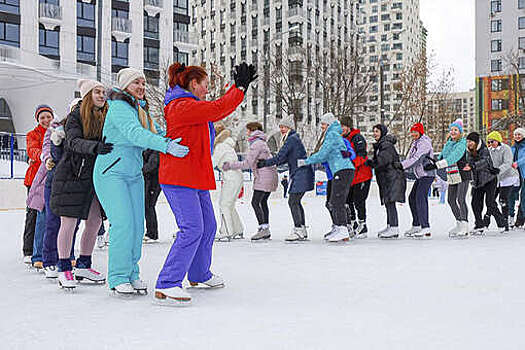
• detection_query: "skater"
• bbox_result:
[463,132,507,234]
[93,69,188,295]
[401,122,435,238]
[223,121,278,241]
[257,115,315,242]
[281,175,289,198]
[512,128,525,228]
[434,177,448,204]
[22,105,53,265]
[212,123,244,241]
[487,131,519,231]
[51,79,112,289]
[365,124,406,239]
[143,148,161,243]
[154,62,254,305]
[298,113,355,242]
[424,119,470,237]
[340,117,372,239]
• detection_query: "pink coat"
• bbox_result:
[228,130,278,192]
[27,129,51,211]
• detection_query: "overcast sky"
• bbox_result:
[420,0,475,92]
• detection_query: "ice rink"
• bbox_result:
[1,190,525,350]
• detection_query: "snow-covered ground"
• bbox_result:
[1,190,525,350]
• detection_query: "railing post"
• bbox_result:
[10,133,14,179]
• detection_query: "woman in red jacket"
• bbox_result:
[154,62,256,306]
[22,105,53,264]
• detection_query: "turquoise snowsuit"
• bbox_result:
[93,89,170,289]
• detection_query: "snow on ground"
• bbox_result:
[1,189,525,350]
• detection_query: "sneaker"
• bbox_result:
[251,226,271,241]
[58,271,76,289]
[96,235,106,248]
[328,225,350,242]
[404,226,421,238]
[379,227,400,239]
[75,268,106,283]
[44,265,58,279]
[154,287,191,306]
[324,225,336,240]
[189,274,225,288]
[131,279,148,293]
[285,227,307,242]
[112,283,135,295]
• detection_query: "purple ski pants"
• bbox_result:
[156,185,217,289]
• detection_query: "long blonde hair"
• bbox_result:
[137,98,157,134]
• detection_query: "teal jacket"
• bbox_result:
[439,137,467,166]
[305,121,354,174]
[94,89,170,178]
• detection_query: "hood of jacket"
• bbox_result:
[248,130,267,144]
[164,85,199,106]
[108,88,148,109]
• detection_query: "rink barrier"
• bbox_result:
[0,132,28,179]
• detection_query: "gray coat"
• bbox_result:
[489,143,519,183]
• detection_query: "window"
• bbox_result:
[381,14,390,21]
[144,13,159,40]
[520,17,525,29]
[39,25,59,58]
[491,39,502,52]
[395,13,402,20]
[520,37,525,49]
[520,57,525,69]
[370,25,378,33]
[392,22,402,30]
[491,1,501,12]
[144,45,159,70]
[0,0,19,14]
[520,0,525,9]
[491,99,507,111]
[77,1,95,28]
[491,59,502,72]
[369,15,378,23]
[0,21,20,47]
[396,52,402,60]
[77,34,95,63]
[112,8,129,19]
[174,0,188,15]
[111,38,128,67]
[491,20,502,32]
[491,79,508,91]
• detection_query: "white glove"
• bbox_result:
[297,159,307,167]
[51,126,65,146]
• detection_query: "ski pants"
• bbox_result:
[385,202,399,227]
[252,190,271,225]
[23,186,37,257]
[145,179,161,240]
[218,174,244,237]
[508,185,521,217]
[408,176,434,229]
[346,179,371,222]
[288,192,306,228]
[94,173,145,288]
[31,208,46,264]
[448,180,469,222]
[156,185,216,289]
[329,169,354,226]
[326,180,336,222]
[471,179,505,228]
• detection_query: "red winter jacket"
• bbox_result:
[159,85,244,190]
[24,124,46,187]
[345,129,373,185]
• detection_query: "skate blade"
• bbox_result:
[153,292,191,307]
[378,235,399,240]
[413,235,432,240]
[284,238,310,243]
[75,276,106,284]
[135,289,148,295]
[326,238,351,244]
[110,289,135,298]
[215,237,232,243]
[188,282,225,289]
[251,238,271,243]
[58,282,76,291]
[449,234,469,239]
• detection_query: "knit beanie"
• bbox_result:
[117,67,146,90]
[77,79,104,99]
[278,114,294,129]
[320,112,337,126]
[340,116,353,128]
[449,119,464,133]
[466,132,480,144]
[410,122,424,135]
[373,124,388,138]
[35,104,53,121]
[487,131,503,144]
[514,128,525,138]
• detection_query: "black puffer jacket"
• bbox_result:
[466,141,497,188]
[370,134,406,205]
[143,149,160,198]
[50,106,105,219]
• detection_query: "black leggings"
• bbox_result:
[252,190,271,225]
[329,169,354,226]
[288,192,306,228]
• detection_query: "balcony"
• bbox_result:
[112,17,132,42]
[173,30,198,51]
[144,0,163,17]
[39,3,62,30]
[288,6,304,21]
[263,17,270,26]
[251,39,258,47]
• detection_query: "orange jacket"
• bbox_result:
[24,124,46,187]
[159,85,244,190]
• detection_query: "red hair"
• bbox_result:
[168,62,207,89]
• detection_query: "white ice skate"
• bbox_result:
[285,227,308,242]
[23,256,32,265]
[354,221,368,239]
[131,279,148,295]
[377,225,390,237]
[189,274,225,289]
[413,227,431,239]
[328,225,350,242]
[58,271,76,290]
[404,226,421,238]
[96,235,106,248]
[324,225,336,240]
[154,287,192,306]
[347,221,356,239]
[142,236,158,244]
[379,226,400,239]
[452,221,469,238]
[111,283,135,296]
[251,226,271,241]
[448,221,461,237]
[44,265,58,279]
[215,231,233,242]
[75,268,105,283]
[232,232,244,240]
[509,216,515,228]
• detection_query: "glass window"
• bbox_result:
[144,13,159,40]
[112,8,129,19]
[77,34,95,63]
[491,99,506,111]
[77,1,95,28]
[491,1,501,12]
[520,37,525,49]
[491,39,502,52]
[491,59,502,72]
[174,0,188,15]
[520,0,525,9]
[491,20,502,32]
[144,45,159,70]
[39,26,59,57]
[0,21,20,47]
[0,0,19,14]
[519,57,525,69]
[519,17,525,29]
[111,38,128,67]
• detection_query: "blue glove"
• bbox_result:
[167,138,189,158]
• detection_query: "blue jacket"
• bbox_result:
[94,89,170,178]
[262,130,314,193]
[512,140,525,177]
[305,121,354,174]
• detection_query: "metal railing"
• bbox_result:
[0,133,28,180]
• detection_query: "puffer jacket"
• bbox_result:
[438,137,471,182]
[228,130,278,192]
[212,130,243,185]
[345,128,373,185]
[489,143,519,183]
[466,141,498,188]
[512,140,525,177]
[27,128,52,211]
[401,134,435,179]
[305,121,354,174]
[369,134,406,205]
[24,124,47,187]
[260,130,314,194]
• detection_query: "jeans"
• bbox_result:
[31,208,46,264]
[408,176,434,228]
[448,180,469,221]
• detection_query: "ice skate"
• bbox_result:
[32,261,43,271]
[58,271,76,290]
[377,225,390,238]
[251,226,271,241]
[96,235,106,248]
[347,220,356,239]
[379,226,399,239]
[413,227,431,239]
[215,231,233,242]
[404,226,421,238]
[452,221,469,238]
[516,216,525,228]
[328,225,350,242]
[324,225,336,240]
[285,227,308,242]
[232,232,244,240]
[508,216,515,228]
[23,256,32,265]
[154,287,192,306]
[354,220,368,239]
[189,274,225,289]
[448,221,461,236]
[75,268,106,284]
[131,279,148,295]
[142,236,158,244]
[111,283,135,296]
[44,265,58,279]
[470,225,485,236]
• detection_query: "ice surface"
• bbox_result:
[1,189,525,350]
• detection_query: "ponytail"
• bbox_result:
[168,62,208,90]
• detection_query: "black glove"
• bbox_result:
[96,137,113,155]
[256,159,266,168]
[364,159,374,168]
[341,150,352,159]
[425,155,437,164]
[393,161,404,170]
[423,163,437,171]
[233,62,258,91]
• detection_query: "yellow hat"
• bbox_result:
[487,131,503,143]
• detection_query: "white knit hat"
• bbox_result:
[278,114,294,129]
[77,79,104,99]
[514,128,525,138]
[117,67,146,90]
[320,112,336,126]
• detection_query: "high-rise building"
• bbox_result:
[0,0,197,136]
[475,0,524,140]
